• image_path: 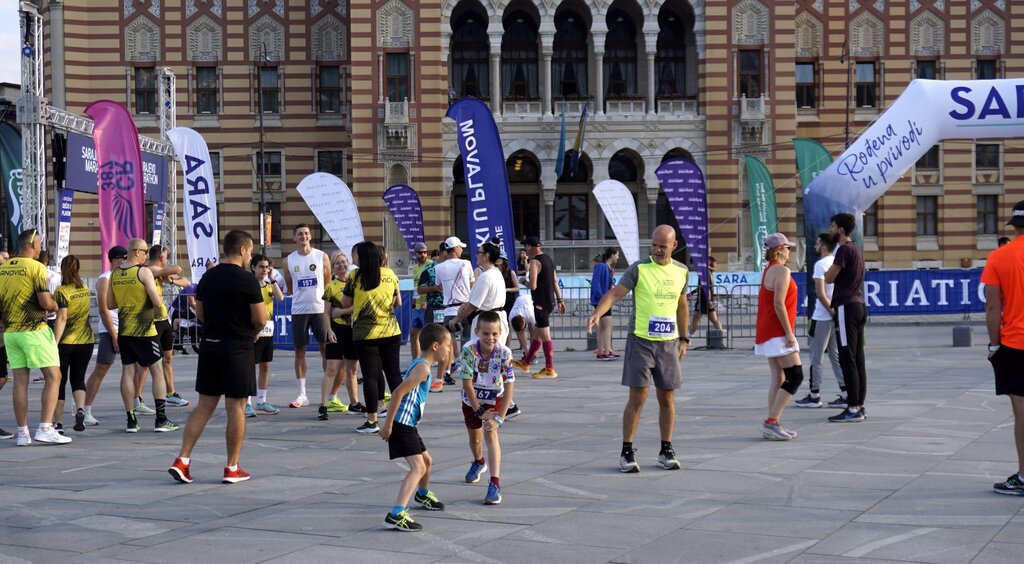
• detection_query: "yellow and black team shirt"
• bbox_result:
[153,274,169,322]
[260,282,275,320]
[321,278,350,326]
[111,265,157,337]
[342,268,400,341]
[0,257,50,332]
[55,284,95,345]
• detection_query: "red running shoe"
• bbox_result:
[168,457,193,483]
[222,466,252,484]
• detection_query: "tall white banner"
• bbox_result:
[166,127,219,283]
[296,173,364,254]
[593,179,640,265]
[807,78,1024,211]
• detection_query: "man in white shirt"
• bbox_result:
[448,242,509,345]
[794,232,846,409]
[434,236,474,381]
[282,224,332,409]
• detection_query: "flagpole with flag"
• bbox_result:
[568,98,590,176]
[554,99,567,177]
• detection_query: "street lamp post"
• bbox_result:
[840,40,852,148]
[256,44,268,255]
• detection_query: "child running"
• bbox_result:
[379,323,450,532]
[459,311,515,505]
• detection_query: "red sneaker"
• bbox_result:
[222,466,252,484]
[168,457,193,483]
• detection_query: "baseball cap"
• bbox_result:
[413,242,428,252]
[522,235,541,247]
[1008,201,1024,227]
[107,245,129,261]
[444,236,466,250]
[764,233,796,249]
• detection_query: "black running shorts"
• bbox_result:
[155,319,174,353]
[253,336,274,364]
[388,422,426,460]
[991,345,1024,396]
[196,339,256,398]
[118,335,162,367]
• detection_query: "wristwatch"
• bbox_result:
[989,344,1001,352]
[680,336,691,344]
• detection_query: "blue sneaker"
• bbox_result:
[484,482,502,505]
[245,404,257,418]
[465,460,487,483]
[256,402,279,415]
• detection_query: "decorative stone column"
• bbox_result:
[541,33,554,115]
[591,22,607,116]
[645,32,658,115]
[489,33,502,114]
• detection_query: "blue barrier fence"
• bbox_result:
[272,291,414,351]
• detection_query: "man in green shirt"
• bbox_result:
[409,242,432,358]
[588,225,689,473]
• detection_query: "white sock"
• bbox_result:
[257,389,268,404]
[134,397,142,407]
[179,456,190,465]
[17,426,28,435]
[247,397,253,406]
[84,406,92,415]
[297,378,306,396]
[38,422,51,431]
[227,464,238,472]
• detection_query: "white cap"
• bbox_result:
[444,236,466,250]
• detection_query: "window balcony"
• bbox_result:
[605,98,645,116]
[562,99,594,117]
[656,98,699,116]
[739,94,766,121]
[502,99,542,116]
[384,97,408,125]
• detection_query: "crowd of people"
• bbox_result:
[2,200,1023,533]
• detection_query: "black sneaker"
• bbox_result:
[794,394,822,408]
[619,448,639,473]
[827,395,848,409]
[317,405,329,421]
[54,423,65,436]
[444,373,457,386]
[505,403,521,419]
[356,420,379,434]
[414,490,446,511]
[827,408,865,423]
[0,427,13,439]
[994,473,1024,496]
[73,409,86,432]
[383,510,422,531]
[348,402,367,414]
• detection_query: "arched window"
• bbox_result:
[506,151,541,238]
[609,150,639,183]
[656,9,687,97]
[553,10,588,99]
[451,11,489,98]
[605,9,637,99]
[501,11,538,99]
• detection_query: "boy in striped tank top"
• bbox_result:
[379,323,451,532]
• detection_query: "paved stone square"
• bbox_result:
[0,323,1020,563]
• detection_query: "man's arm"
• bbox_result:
[106,276,119,310]
[148,264,182,279]
[527,259,540,291]
[823,263,841,284]
[553,269,565,314]
[96,277,116,335]
[283,267,293,296]
[321,254,331,287]
[587,284,629,334]
[676,291,690,359]
[195,300,205,323]
[250,302,268,341]
[814,277,832,314]
[53,306,68,344]
[139,267,164,314]
[985,284,1002,353]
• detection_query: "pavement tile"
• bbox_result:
[807,521,994,563]
[685,503,859,540]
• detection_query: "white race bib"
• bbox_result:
[259,320,275,338]
[432,310,445,323]
[647,316,676,338]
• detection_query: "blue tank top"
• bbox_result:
[393,358,432,427]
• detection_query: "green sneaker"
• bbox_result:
[383,510,422,532]
[154,419,180,433]
[414,490,445,511]
[325,398,349,413]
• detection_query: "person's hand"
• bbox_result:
[379,423,391,441]
[483,418,499,432]
[785,334,798,350]
[557,301,566,315]
[327,330,337,344]
[111,333,119,353]
[678,340,689,360]
[586,314,599,335]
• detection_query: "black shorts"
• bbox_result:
[118,335,162,367]
[196,339,256,398]
[155,319,173,353]
[694,290,715,315]
[991,345,1024,396]
[325,322,357,360]
[0,345,7,377]
[534,304,554,328]
[291,313,327,348]
[388,422,427,459]
[253,336,274,364]
[592,304,611,319]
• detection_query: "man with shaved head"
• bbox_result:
[589,225,690,473]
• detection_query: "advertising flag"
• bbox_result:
[554,99,567,177]
[794,138,837,316]
[84,100,146,271]
[445,98,517,270]
[568,99,590,176]
[655,158,711,296]
[744,156,778,269]
[592,180,640,266]
[382,184,426,261]
[0,122,23,244]
[296,172,364,258]
[166,127,219,282]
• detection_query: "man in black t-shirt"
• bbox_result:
[169,230,267,485]
[824,213,868,423]
[512,236,564,379]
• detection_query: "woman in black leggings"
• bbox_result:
[342,241,403,434]
[53,255,95,433]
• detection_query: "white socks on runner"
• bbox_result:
[297,378,306,396]
[257,389,268,404]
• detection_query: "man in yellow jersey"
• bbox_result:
[588,225,689,473]
[0,229,71,445]
[108,238,179,434]
[145,245,191,408]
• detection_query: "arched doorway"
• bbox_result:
[506,150,541,240]
[450,3,490,100]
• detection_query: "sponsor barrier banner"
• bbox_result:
[65,131,167,203]
[167,127,219,282]
[807,78,1024,214]
[0,122,22,242]
[382,184,425,261]
[151,202,165,248]
[656,158,710,296]
[745,156,778,269]
[272,292,413,350]
[592,179,640,266]
[55,189,74,266]
[296,173,364,257]
[446,98,517,271]
[84,100,146,271]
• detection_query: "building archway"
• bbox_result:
[450,2,490,100]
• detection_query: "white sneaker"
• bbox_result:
[83,412,100,426]
[289,394,309,408]
[34,427,72,445]
[134,401,157,416]
[16,432,31,446]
